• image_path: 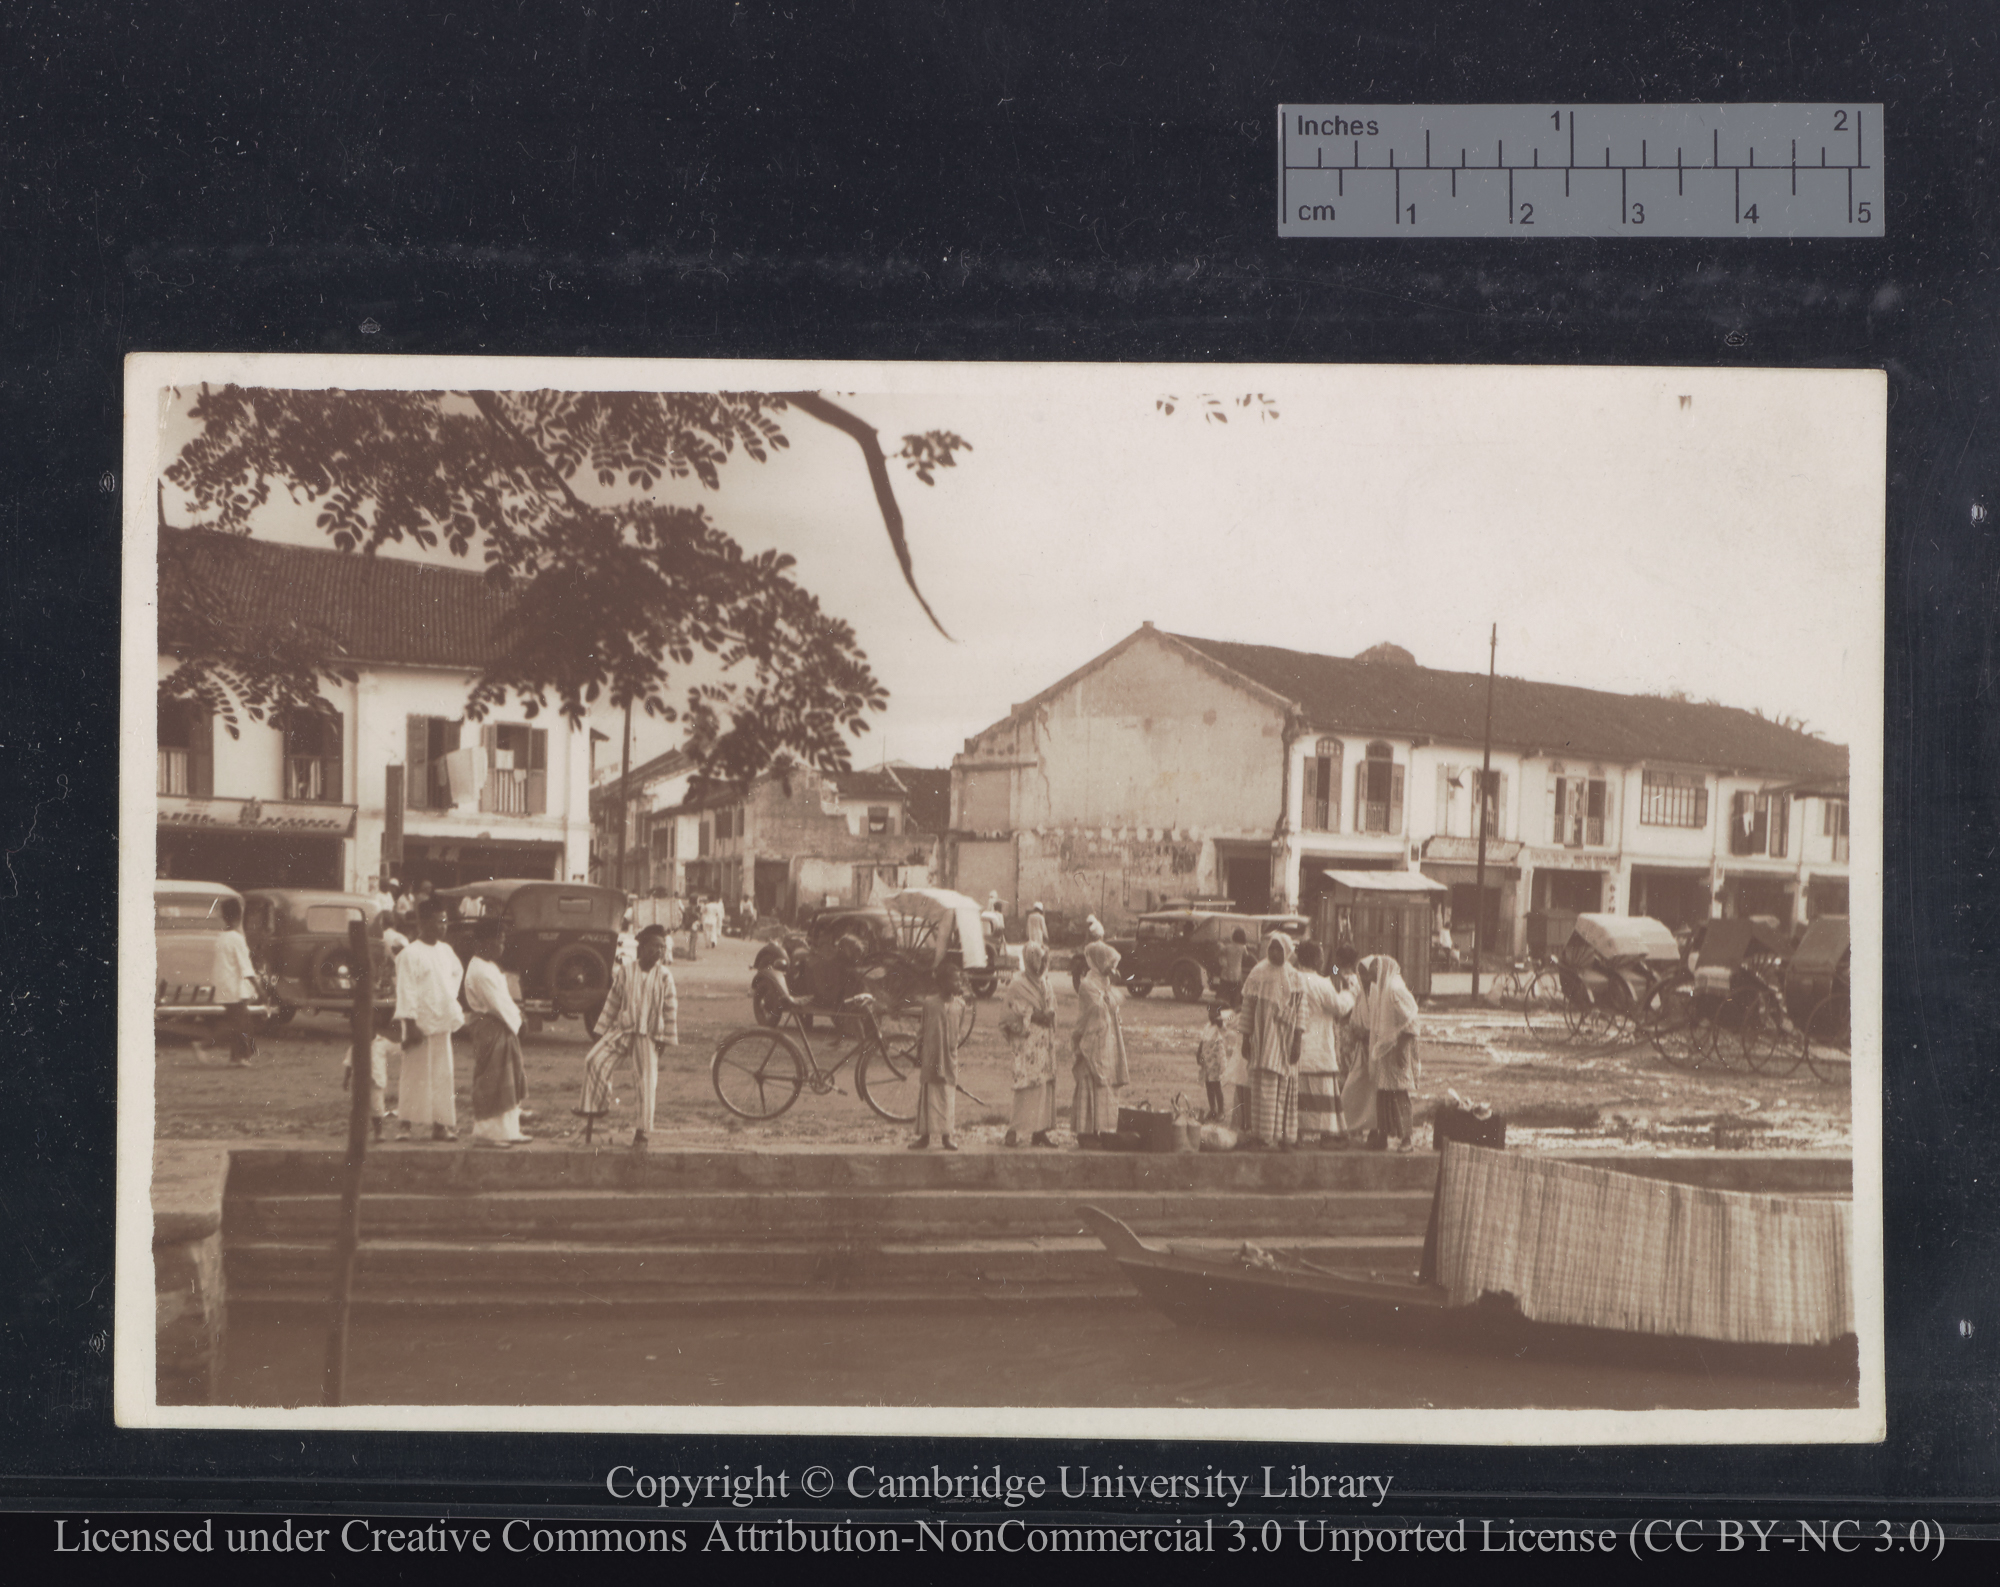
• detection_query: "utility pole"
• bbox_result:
[616,698,633,895]
[1472,624,1497,999]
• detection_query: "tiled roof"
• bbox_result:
[161,529,516,668]
[1169,633,1848,781]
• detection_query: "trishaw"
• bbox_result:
[1528,912,1685,1046]
[1670,918,1794,1070]
[1781,915,1850,1082]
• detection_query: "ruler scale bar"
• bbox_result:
[1281,105,1883,237]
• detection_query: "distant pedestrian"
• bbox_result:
[1239,932,1305,1150]
[1294,941,1354,1147]
[371,876,398,917]
[1084,914,1105,942]
[1214,928,1252,1008]
[1070,941,1131,1147]
[207,896,259,1067]
[1000,943,1058,1147]
[705,897,723,948]
[393,899,465,1141]
[580,923,678,1149]
[681,894,701,962]
[909,962,964,1151]
[1195,998,1234,1122]
[462,917,530,1146]
[1355,955,1422,1152]
[391,883,417,929]
[1025,902,1049,953]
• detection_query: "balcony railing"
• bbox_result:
[481,769,530,816]
[158,748,189,796]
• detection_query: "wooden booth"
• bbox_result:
[1309,869,1448,997]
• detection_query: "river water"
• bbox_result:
[223,1302,1852,1411]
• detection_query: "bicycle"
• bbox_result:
[710,993,921,1123]
[1489,956,1568,1042]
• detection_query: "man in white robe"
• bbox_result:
[393,900,465,1141]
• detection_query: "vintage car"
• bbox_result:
[435,879,623,1026]
[1110,907,1309,1001]
[241,888,395,1026]
[154,879,270,1036]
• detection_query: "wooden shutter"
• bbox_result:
[1389,763,1405,836]
[1550,775,1565,844]
[1600,779,1615,847]
[1695,780,1710,827]
[1356,760,1368,833]
[1325,740,1342,830]
[1495,770,1510,842]
[406,716,429,810]
[528,727,549,814]
[1436,765,1452,838]
[187,704,214,798]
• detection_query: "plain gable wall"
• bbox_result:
[994,631,1287,832]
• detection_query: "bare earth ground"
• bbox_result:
[155,937,1851,1154]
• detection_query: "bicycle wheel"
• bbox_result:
[710,1028,808,1120]
[1641,977,1703,1068]
[1802,995,1851,1082]
[854,1034,922,1123]
[1739,992,1789,1072]
[1520,968,1567,1042]
[1563,997,1617,1046]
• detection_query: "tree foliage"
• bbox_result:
[161,388,970,785]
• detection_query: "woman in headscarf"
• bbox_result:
[1238,931,1306,1149]
[1070,940,1131,1147]
[909,960,964,1151]
[1000,942,1059,1147]
[461,916,530,1146]
[1355,954,1422,1151]
[1293,940,1354,1148]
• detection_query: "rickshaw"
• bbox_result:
[1781,915,1849,1082]
[1669,918,1794,1070]
[1531,912,1685,1045]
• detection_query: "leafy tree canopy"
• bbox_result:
[161,388,970,787]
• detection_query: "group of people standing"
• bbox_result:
[362,895,678,1152]
[1203,934,1423,1152]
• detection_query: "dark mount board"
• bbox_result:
[1,0,1994,1534]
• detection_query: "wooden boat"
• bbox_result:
[1077,1199,1859,1383]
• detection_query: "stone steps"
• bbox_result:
[226,1232,1426,1308]
[210,1145,1852,1313]
[225,1187,1439,1243]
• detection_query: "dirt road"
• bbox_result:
[154,937,1852,1153]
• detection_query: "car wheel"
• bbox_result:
[1171,962,1208,1002]
[1125,981,1152,999]
[308,944,360,998]
[548,942,612,1006]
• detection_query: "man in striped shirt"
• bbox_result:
[579,923,679,1148]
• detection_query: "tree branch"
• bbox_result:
[778,391,953,640]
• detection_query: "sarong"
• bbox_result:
[1376,1089,1413,1142]
[1071,1066,1122,1136]
[916,1079,956,1140]
[463,1012,529,1142]
[1250,1069,1298,1145]
[1010,1080,1056,1138]
[397,1031,456,1130]
[1297,1070,1341,1137]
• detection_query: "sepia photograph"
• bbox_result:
[118,354,1884,1441]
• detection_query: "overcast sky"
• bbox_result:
[158,362,1884,774]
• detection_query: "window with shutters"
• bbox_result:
[479,723,548,816]
[158,699,213,797]
[1356,742,1403,834]
[867,804,892,835]
[281,708,343,803]
[406,716,462,810]
[1549,770,1612,848]
[1823,798,1849,862]
[1438,764,1508,840]
[1729,791,1791,857]
[1639,769,1709,828]
[1302,738,1342,831]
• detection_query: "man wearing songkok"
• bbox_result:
[580,922,679,1149]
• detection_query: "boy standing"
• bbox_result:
[210,896,259,1067]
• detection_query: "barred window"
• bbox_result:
[1640,769,1709,828]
